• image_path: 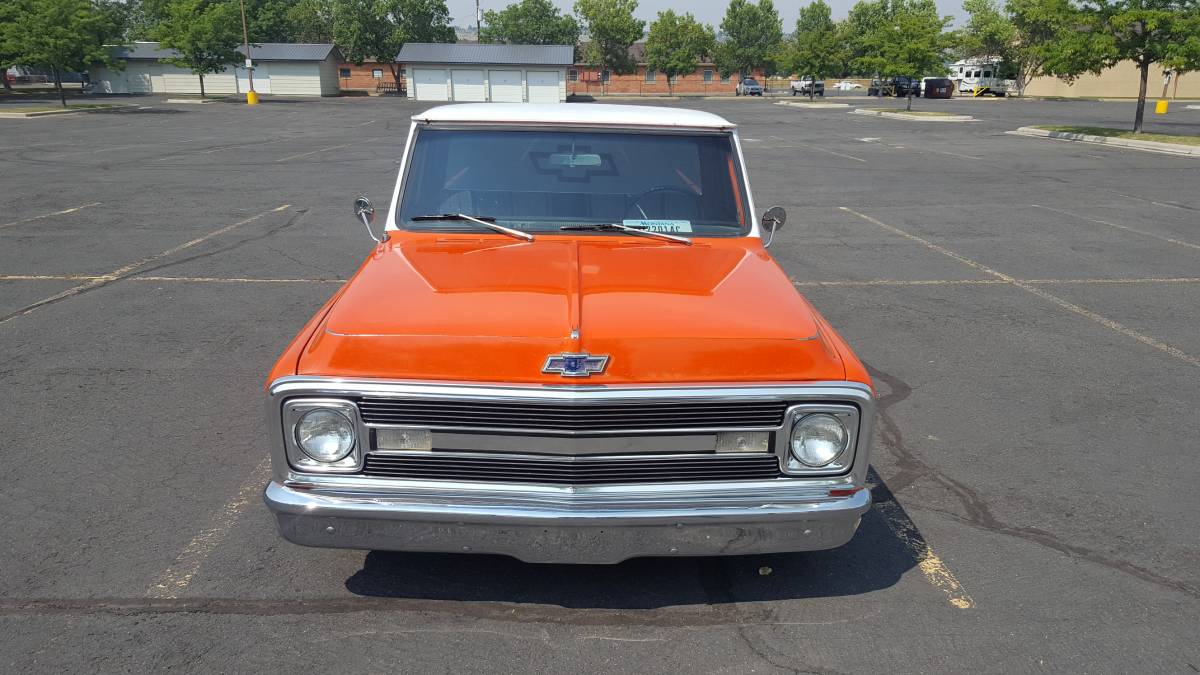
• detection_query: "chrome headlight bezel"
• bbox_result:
[282,398,362,473]
[779,404,859,476]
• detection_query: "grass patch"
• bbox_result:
[863,108,956,117]
[1037,125,1200,147]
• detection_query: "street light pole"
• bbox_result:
[239,0,258,105]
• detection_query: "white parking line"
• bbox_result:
[841,206,1200,368]
[147,458,272,598]
[1032,204,1200,252]
[0,205,291,325]
[0,202,102,230]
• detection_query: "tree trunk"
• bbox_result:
[54,67,65,107]
[389,62,403,90]
[1133,58,1149,133]
[1,67,11,92]
[906,90,913,111]
[809,73,814,101]
[199,72,206,98]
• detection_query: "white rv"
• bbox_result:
[949,58,1013,97]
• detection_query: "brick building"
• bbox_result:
[567,42,766,96]
[337,59,405,95]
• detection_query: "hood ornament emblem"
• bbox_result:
[543,352,609,377]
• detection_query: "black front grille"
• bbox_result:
[357,398,788,431]
[362,453,782,485]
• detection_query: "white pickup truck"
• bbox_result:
[790,77,825,97]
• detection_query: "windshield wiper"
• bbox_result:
[410,213,534,241]
[559,222,692,245]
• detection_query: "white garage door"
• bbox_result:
[125,63,154,93]
[413,68,448,101]
[489,70,523,102]
[236,63,271,94]
[451,69,486,101]
[527,70,559,103]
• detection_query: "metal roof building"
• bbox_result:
[397,43,573,103]
[91,42,343,97]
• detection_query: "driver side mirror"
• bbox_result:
[761,206,786,248]
[354,195,386,243]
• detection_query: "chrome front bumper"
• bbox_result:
[264,478,870,564]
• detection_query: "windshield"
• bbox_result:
[396,128,750,236]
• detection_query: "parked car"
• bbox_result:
[891,76,921,97]
[832,80,863,91]
[735,77,764,96]
[922,77,954,99]
[262,103,876,564]
[790,77,825,96]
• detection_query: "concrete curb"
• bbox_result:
[0,104,131,118]
[851,108,975,122]
[1008,126,1200,157]
[0,108,82,118]
[1187,104,1200,110]
[166,98,222,104]
[775,100,849,109]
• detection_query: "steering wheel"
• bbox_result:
[625,185,699,219]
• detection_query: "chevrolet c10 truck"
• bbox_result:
[263,103,875,564]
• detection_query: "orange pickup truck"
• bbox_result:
[263,104,875,564]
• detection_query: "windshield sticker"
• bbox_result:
[622,219,693,233]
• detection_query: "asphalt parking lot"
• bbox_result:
[2,94,1198,672]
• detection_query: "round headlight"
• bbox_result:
[295,409,355,462]
[790,413,849,467]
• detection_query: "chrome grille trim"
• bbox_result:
[362,453,782,485]
[358,398,787,432]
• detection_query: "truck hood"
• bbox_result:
[298,234,844,383]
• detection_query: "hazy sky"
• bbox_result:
[445,0,968,30]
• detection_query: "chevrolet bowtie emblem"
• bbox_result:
[542,352,610,377]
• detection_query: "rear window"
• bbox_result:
[397,128,751,236]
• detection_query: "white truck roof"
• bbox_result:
[412,103,736,131]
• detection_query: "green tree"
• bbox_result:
[1006,0,1080,96]
[241,0,298,42]
[481,0,580,46]
[714,0,783,81]
[958,0,1017,78]
[334,0,454,87]
[783,0,840,99]
[287,0,335,43]
[154,0,241,98]
[1060,0,1200,132]
[853,0,952,108]
[643,10,716,95]
[4,0,124,105]
[0,0,21,92]
[574,0,644,93]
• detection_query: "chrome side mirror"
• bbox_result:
[354,195,385,243]
[761,206,787,247]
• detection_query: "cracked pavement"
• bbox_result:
[0,94,1198,673]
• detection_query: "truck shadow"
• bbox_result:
[344,470,920,609]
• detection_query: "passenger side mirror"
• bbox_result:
[353,195,385,243]
[761,206,787,248]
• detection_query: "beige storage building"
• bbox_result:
[91,42,342,97]
[1025,61,1200,99]
[398,43,571,103]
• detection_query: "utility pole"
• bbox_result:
[476,0,481,37]
[239,0,258,105]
